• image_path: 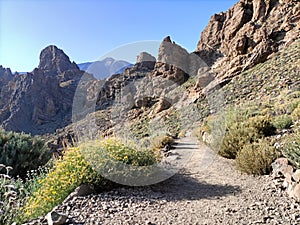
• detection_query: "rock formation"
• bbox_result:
[197,0,300,79]
[0,46,85,135]
[38,45,79,75]
[135,52,156,70]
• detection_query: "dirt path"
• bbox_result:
[55,134,300,225]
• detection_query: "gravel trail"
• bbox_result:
[56,135,300,225]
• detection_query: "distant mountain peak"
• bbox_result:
[78,58,132,80]
[38,45,79,74]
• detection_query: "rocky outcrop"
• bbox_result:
[153,36,208,85]
[157,36,207,78]
[0,66,13,89]
[135,52,156,70]
[197,0,300,79]
[0,46,85,135]
[272,158,300,201]
[38,45,79,75]
[136,52,156,64]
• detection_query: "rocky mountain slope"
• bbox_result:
[0,0,298,141]
[196,0,299,85]
[0,46,89,135]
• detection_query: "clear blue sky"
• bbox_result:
[0,0,237,72]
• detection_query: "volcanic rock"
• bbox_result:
[196,0,300,79]
[38,45,79,75]
[136,52,156,70]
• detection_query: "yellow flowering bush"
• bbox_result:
[80,138,158,167]
[22,147,101,221]
[22,138,159,222]
[80,138,160,186]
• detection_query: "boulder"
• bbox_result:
[292,169,300,183]
[292,183,300,201]
[153,97,172,114]
[45,211,67,225]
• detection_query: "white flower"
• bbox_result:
[5,184,16,190]
[5,166,13,174]
[0,174,10,179]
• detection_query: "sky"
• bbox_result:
[0,0,237,72]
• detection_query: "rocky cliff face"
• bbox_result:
[197,0,300,79]
[0,46,85,135]
[0,66,13,89]
[38,45,79,75]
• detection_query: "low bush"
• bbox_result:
[281,132,300,168]
[292,104,300,122]
[272,115,293,129]
[219,123,258,159]
[0,130,51,178]
[150,135,175,151]
[236,140,280,175]
[247,115,276,136]
[81,138,159,168]
[219,114,274,159]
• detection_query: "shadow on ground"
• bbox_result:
[113,173,241,202]
[149,173,241,201]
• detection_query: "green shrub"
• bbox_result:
[292,104,300,122]
[236,140,280,175]
[281,132,300,168]
[81,138,159,168]
[247,115,276,136]
[0,130,51,178]
[219,123,258,159]
[150,135,175,151]
[219,115,274,159]
[272,115,293,129]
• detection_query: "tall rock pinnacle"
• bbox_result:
[38,45,79,74]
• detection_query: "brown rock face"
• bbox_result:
[197,0,300,79]
[154,36,208,85]
[38,45,79,75]
[0,46,85,135]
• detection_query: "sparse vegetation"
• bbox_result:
[164,110,181,137]
[130,116,150,139]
